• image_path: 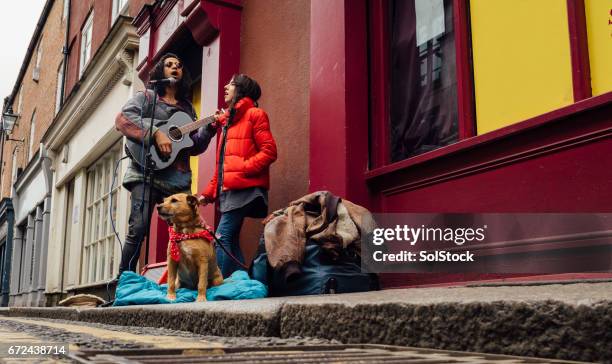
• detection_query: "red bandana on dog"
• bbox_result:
[168,226,214,262]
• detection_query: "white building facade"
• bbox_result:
[44,17,140,301]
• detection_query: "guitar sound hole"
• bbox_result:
[168,126,183,142]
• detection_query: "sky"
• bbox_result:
[0,0,47,104]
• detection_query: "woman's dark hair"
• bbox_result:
[230,74,262,106]
[148,53,192,100]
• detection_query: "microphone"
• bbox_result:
[149,77,178,85]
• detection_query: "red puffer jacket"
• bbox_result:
[202,97,277,200]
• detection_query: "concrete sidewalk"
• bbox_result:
[2,281,611,362]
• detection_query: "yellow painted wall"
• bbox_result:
[585,0,612,96]
[190,80,201,194]
[470,0,574,135]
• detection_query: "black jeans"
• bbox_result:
[118,183,167,276]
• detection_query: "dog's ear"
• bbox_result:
[186,195,199,207]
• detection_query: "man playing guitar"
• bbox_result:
[114,53,216,277]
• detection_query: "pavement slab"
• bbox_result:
[279,283,612,363]
[1,282,610,362]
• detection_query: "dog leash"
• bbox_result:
[202,226,250,271]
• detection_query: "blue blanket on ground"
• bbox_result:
[113,270,267,306]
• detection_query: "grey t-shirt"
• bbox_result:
[219,187,268,215]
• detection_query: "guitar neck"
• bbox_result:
[178,115,216,134]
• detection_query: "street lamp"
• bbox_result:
[1,106,18,136]
[0,105,24,197]
[1,106,23,143]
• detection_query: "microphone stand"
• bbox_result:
[142,85,159,269]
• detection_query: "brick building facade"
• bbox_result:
[0,0,66,306]
[1,0,65,198]
[2,0,148,306]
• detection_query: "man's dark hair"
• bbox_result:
[231,74,262,106]
[148,53,192,100]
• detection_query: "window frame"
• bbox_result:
[79,11,94,77]
[28,111,36,160]
[35,38,43,69]
[365,0,605,181]
[55,61,64,115]
[112,0,129,22]
[368,0,475,169]
[10,149,19,196]
[17,85,23,114]
[80,143,122,285]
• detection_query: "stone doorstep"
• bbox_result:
[2,282,612,363]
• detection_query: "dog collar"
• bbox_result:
[168,226,214,262]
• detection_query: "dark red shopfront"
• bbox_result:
[136,0,612,288]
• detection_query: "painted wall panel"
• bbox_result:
[240,0,311,262]
[14,171,46,225]
[55,82,130,185]
[65,171,86,288]
[198,38,221,227]
[585,0,612,95]
[45,183,66,293]
[470,0,574,134]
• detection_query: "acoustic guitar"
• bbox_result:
[124,111,216,170]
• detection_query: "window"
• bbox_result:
[28,111,36,159]
[35,39,43,68]
[17,85,23,114]
[112,0,128,22]
[81,143,122,284]
[33,39,42,81]
[389,0,458,161]
[79,12,94,76]
[370,0,460,164]
[55,61,64,114]
[11,150,19,189]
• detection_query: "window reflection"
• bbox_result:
[389,0,458,162]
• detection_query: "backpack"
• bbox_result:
[250,235,379,296]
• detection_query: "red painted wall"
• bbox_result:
[238,0,311,262]
[309,0,612,287]
[309,0,372,208]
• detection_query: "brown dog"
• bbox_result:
[157,193,223,302]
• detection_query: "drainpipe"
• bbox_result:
[59,0,71,106]
[57,0,69,297]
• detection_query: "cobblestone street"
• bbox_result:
[0,316,338,363]
[0,312,601,363]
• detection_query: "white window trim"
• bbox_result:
[10,150,19,198]
[17,85,23,114]
[79,12,94,77]
[28,112,36,160]
[35,39,43,69]
[55,61,64,114]
[81,144,122,284]
[112,0,129,22]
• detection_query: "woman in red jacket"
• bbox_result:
[201,74,277,277]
